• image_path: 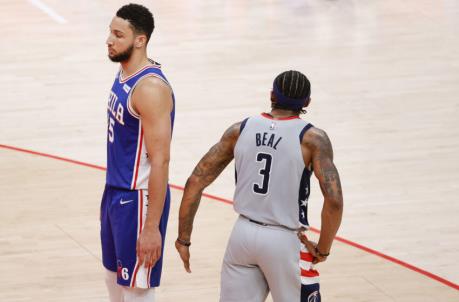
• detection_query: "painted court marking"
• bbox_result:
[28,0,67,24]
[1,143,458,291]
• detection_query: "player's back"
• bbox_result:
[233,113,313,229]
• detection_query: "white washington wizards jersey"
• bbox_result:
[233,113,313,229]
[106,62,175,190]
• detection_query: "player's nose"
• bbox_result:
[106,35,114,46]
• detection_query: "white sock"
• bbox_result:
[122,287,156,302]
[105,269,123,302]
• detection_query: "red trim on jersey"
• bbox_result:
[126,73,170,120]
[131,264,140,288]
[301,268,320,278]
[147,266,152,288]
[119,64,161,83]
[300,252,314,262]
[139,190,144,235]
[261,112,300,120]
[131,191,144,287]
[132,128,144,189]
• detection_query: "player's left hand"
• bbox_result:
[297,231,328,264]
[137,226,162,268]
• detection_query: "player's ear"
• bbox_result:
[135,35,147,48]
[270,91,277,108]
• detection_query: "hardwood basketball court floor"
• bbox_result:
[1,146,457,301]
[1,0,459,301]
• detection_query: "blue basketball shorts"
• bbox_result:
[100,184,170,288]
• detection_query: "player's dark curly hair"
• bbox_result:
[272,70,311,114]
[116,3,154,42]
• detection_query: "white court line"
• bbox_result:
[28,0,67,24]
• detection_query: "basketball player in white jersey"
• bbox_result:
[176,70,343,301]
[101,4,175,302]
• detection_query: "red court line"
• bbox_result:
[170,184,234,205]
[1,143,458,291]
[0,144,106,171]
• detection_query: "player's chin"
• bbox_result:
[108,54,121,63]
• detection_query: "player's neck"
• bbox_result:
[120,52,151,78]
[268,109,300,119]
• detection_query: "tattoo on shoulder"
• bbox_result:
[304,128,333,159]
[224,122,242,139]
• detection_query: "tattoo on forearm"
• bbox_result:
[179,180,202,237]
[179,122,241,239]
[179,185,202,238]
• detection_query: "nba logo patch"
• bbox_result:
[269,122,276,130]
[123,84,131,93]
[117,260,123,279]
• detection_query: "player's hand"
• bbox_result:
[297,231,328,264]
[137,226,162,268]
[175,240,191,273]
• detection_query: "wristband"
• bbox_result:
[315,247,330,257]
[176,238,191,247]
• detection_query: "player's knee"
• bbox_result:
[301,283,321,302]
[105,269,123,302]
[105,269,117,285]
[122,287,156,302]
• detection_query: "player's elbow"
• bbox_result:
[150,154,170,168]
[325,196,343,214]
[186,174,207,191]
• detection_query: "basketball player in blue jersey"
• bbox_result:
[176,70,343,302]
[101,4,175,302]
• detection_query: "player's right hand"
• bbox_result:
[175,240,191,273]
[137,226,162,268]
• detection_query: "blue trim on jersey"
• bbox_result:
[235,117,250,184]
[106,64,175,189]
[298,167,312,226]
[299,123,313,143]
[240,117,249,134]
[298,123,313,227]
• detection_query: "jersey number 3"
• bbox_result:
[253,153,272,194]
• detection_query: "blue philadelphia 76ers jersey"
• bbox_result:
[106,61,175,190]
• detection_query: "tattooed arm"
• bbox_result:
[175,122,241,272]
[302,128,343,263]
